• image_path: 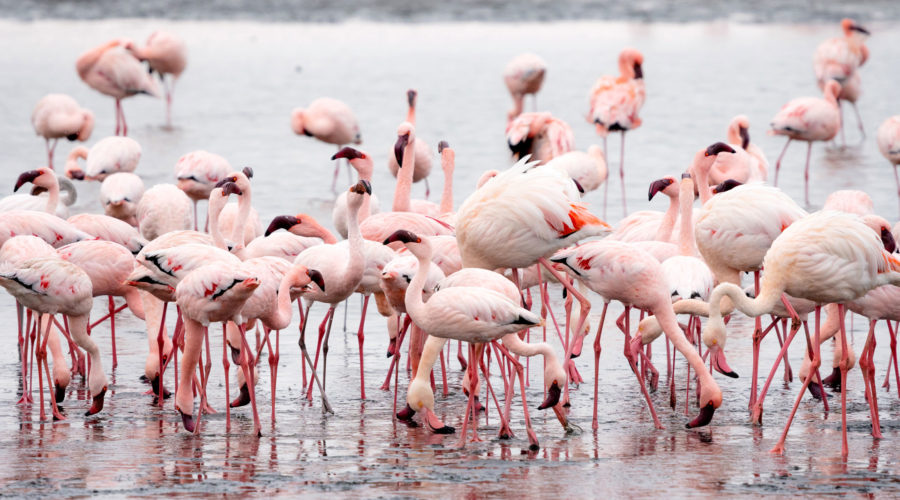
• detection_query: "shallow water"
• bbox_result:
[1,18,900,497]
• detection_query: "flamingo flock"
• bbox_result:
[5,17,900,462]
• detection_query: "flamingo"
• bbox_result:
[506,112,574,164]
[174,150,233,230]
[0,258,109,419]
[64,136,141,181]
[876,116,900,217]
[388,123,444,217]
[76,39,160,136]
[0,210,91,249]
[770,80,842,206]
[503,53,547,122]
[331,147,380,239]
[173,262,260,434]
[387,90,433,198]
[100,172,145,226]
[136,183,193,240]
[707,117,768,185]
[702,210,900,457]
[127,31,187,127]
[213,168,262,248]
[813,18,870,142]
[546,145,608,196]
[587,48,645,216]
[2,167,70,218]
[385,230,547,448]
[660,174,714,302]
[608,175,680,245]
[66,213,145,254]
[290,97,362,192]
[31,94,94,169]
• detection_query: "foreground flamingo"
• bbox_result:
[31,94,94,169]
[504,53,547,122]
[290,97,362,192]
[702,210,900,457]
[128,31,187,127]
[770,80,842,206]
[587,48,645,216]
[0,258,109,419]
[76,39,160,136]
[813,18,870,142]
[877,116,900,217]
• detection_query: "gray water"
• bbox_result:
[1,17,900,497]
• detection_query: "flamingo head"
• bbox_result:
[647,176,676,200]
[14,168,52,192]
[705,142,736,157]
[290,108,310,136]
[407,89,417,108]
[619,47,644,79]
[333,147,373,178]
[266,213,335,242]
[476,169,499,189]
[686,378,723,429]
[841,18,870,37]
[860,214,898,253]
[823,80,843,101]
[712,179,743,194]
[394,122,414,166]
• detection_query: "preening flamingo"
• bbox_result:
[506,112,574,164]
[174,150,233,230]
[31,94,94,169]
[708,116,768,185]
[100,172,145,225]
[290,97,362,192]
[128,31,187,127]
[64,136,141,181]
[504,53,547,122]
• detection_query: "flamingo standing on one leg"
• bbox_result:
[587,48,645,217]
[701,210,900,457]
[504,53,547,122]
[76,39,160,136]
[387,90,433,198]
[128,31,187,128]
[813,18,870,143]
[769,80,842,206]
[31,94,94,169]
[876,116,900,218]
[290,97,362,192]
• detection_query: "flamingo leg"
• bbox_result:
[264,328,279,423]
[306,308,332,400]
[592,302,608,430]
[17,304,33,404]
[803,141,813,206]
[773,138,791,187]
[155,302,168,405]
[836,304,851,457]
[539,258,591,361]
[297,302,333,413]
[495,341,540,450]
[222,324,231,431]
[620,306,663,429]
[750,317,796,425]
[859,320,881,438]
[601,134,609,219]
[357,295,370,400]
[619,132,627,216]
[237,324,262,437]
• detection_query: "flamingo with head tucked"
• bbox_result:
[290,97,362,192]
[128,31,187,127]
[504,53,547,122]
[813,18,870,142]
[31,94,94,169]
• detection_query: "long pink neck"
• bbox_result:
[439,148,455,214]
[392,134,416,212]
[352,158,374,222]
[269,267,301,330]
[42,176,60,215]
[692,153,714,205]
[654,189,679,242]
[208,199,227,250]
[406,104,416,126]
[678,178,696,256]
[230,188,252,249]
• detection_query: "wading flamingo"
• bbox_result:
[31,94,94,169]
[813,18,869,142]
[64,136,141,181]
[128,31,187,127]
[387,90,433,198]
[504,53,547,122]
[290,97,362,192]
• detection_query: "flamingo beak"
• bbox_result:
[85,386,107,416]
[709,345,739,378]
[383,229,419,246]
[739,126,750,149]
[881,228,897,253]
[850,24,870,35]
[537,381,562,410]
[648,178,674,200]
[179,409,196,432]
[712,179,743,194]
[307,269,325,292]
[332,147,364,161]
[397,403,416,422]
[394,132,410,166]
[265,215,299,236]
[14,170,41,192]
[407,89,417,107]
[633,61,643,79]
[685,402,717,428]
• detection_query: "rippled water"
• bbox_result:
[1,18,900,497]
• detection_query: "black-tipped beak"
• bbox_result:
[407,89,417,107]
[881,228,897,254]
[332,146,364,161]
[361,179,372,194]
[394,132,410,166]
[350,180,371,195]
[265,215,299,236]
[705,142,736,157]
[685,402,717,429]
[214,176,238,188]
[438,140,449,153]
[307,269,325,292]
[572,179,585,194]
[221,182,243,196]
[648,178,674,200]
[633,61,643,79]
[850,24,870,35]
[242,166,254,179]
[537,381,561,410]
[383,229,420,246]
[739,126,750,149]
[712,179,742,194]
[66,133,79,141]
[14,170,41,192]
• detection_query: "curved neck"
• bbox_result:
[439,149,455,214]
[406,103,416,126]
[693,155,714,205]
[405,245,433,325]
[708,282,781,323]
[230,190,252,249]
[43,178,60,215]
[208,201,227,250]
[678,179,696,256]
[392,135,416,212]
[655,190,679,242]
[510,95,524,121]
[270,268,298,330]
[343,199,366,284]
[352,159,374,223]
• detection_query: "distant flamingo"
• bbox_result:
[504,53,547,122]
[31,94,94,169]
[770,80,842,206]
[708,116,768,185]
[877,116,900,217]
[76,39,160,136]
[128,31,187,127]
[174,150,233,230]
[506,112,574,164]
[100,172,144,226]
[587,48,645,216]
[290,97,362,192]
[387,90,433,198]
[64,136,141,181]
[702,210,900,457]
[813,18,869,142]
[0,258,109,419]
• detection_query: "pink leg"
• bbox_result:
[751,318,798,425]
[357,295,370,400]
[592,302,608,429]
[222,324,231,431]
[803,141,813,206]
[602,134,609,219]
[621,306,663,429]
[237,324,262,436]
[859,320,881,438]
[495,341,540,450]
[156,302,168,405]
[773,138,791,187]
[619,132,628,216]
[539,258,592,360]
[439,348,448,397]
[297,301,332,412]
[108,296,118,369]
[836,304,850,457]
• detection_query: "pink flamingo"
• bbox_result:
[127,31,187,127]
[770,80,842,206]
[388,123,447,217]
[553,240,723,430]
[546,145,608,196]
[702,210,900,457]
[0,210,91,249]
[877,116,900,217]
[290,97,362,192]
[67,213,146,253]
[136,183,193,240]
[660,174,714,302]
[506,112,574,164]
[385,230,547,448]
[504,53,547,122]
[2,167,70,218]
[213,168,262,248]
[100,172,144,226]
[31,94,94,169]
[587,48,645,216]
[173,262,260,434]
[0,258,109,419]
[708,116,768,185]
[76,39,160,136]
[387,90,433,198]
[813,18,869,142]
[64,136,141,181]
[608,175,681,245]
[174,150,233,230]
[332,147,380,238]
